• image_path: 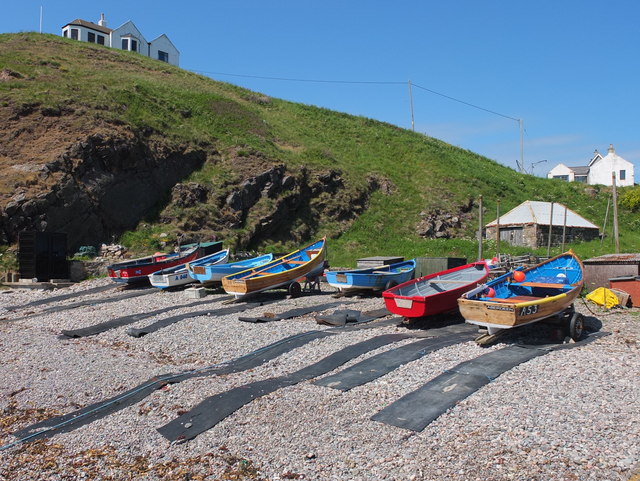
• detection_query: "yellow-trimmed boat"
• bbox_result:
[458,251,584,342]
[221,238,326,299]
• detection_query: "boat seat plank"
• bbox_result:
[429,279,471,284]
[516,282,567,288]
[287,260,307,264]
[486,295,541,303]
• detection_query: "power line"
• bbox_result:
[411,82,519,123]
[191,68,519,123]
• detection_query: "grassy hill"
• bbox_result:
[1,32,639,268]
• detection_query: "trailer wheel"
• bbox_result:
[288,281,302,298]
[568,312,584,341]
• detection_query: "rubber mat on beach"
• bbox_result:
[10,329,335,445]
[59,296,231,338]
[238,301,354,323]
[10,289,153,323]
[4,283,118,311]
[126,301,265,337]
[158,333,411,442]
[372,331,611,432]
[314,329,476,391]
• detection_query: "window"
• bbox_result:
[122,38,128,50]
[575,175,588,183]
[70,29,79,40]
[620,170,626,181]
[553,175,569,181]
[158,50,169,62]
[131,40,138,52]
[63,29,68,38]
[88,32,95,43]
[97,35,105,45]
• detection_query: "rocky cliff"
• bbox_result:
[0,111,383,252]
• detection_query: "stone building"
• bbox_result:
[485,200,600,248]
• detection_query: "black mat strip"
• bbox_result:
[31,289,152,318]
[5,284,118,311]
[9,329,335,445]
[158,333,410,442]
[238,301,353,323]
[315,331,475,391]
[371,331,611,432]
[126,302,265,337]
[59,296,232,338]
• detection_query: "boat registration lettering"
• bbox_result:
[519,305,539,316]
[487,304,515,312]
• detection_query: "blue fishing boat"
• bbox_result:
[326,259,416,293]
[149,249,230,289]
[187,253,274,284]
[458,251,585,343]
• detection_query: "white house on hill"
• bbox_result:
[547,144,634,186]
[61,13,180,67]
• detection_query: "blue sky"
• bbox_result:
[2,1,639,176]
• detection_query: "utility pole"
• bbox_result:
[39,6,43,33]
[547,202,554,257]
[408,80,415,132]
[519,119,524,173]
[477,195,483,261]
[495,200,500,262]
[612,172,620,253]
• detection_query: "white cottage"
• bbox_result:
[547,144,634,186]
[61,14,180,67]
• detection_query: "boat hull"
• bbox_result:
[107,241,222,284]
[149,249,230,289]
[457,251,584,331]
[383,261,489,318]
[325,260,416,292]
[221,239,326,298]
[188,253,273,284]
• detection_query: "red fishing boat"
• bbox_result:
[107,241,221,284]
[383,261,489,319]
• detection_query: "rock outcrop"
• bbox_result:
[0,131,207,250]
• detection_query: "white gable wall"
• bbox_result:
[149,34,180,66]
[588,149,635,186]
[547,163,575,181]
[111,21,148,55]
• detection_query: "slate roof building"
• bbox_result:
[547,144,634,186]
[61,13,180,67]
[485,200,600,248]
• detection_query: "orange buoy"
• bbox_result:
[513,270,525,282]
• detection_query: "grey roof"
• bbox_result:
[486,201,599,229]
[63,19,112,34]
[570,166,590,175]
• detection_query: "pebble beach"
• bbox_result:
[0,278,638,481]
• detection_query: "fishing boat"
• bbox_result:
[107,241,222,284]
[382,261,489,319]
[457,251,585,343]
[149,249,230,289]
[325,259,416,293]
[221,238,326,299]
[187,253,274,285]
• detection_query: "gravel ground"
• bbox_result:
[0,278,638,481]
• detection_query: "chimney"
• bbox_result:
[98,13,107,27]
[608,144,615,154]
